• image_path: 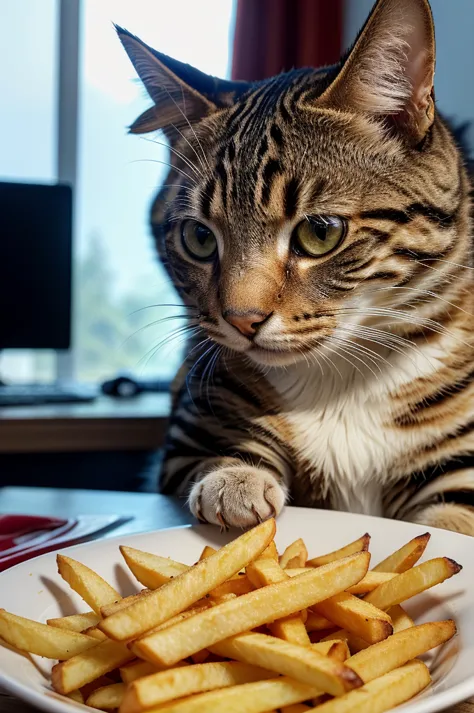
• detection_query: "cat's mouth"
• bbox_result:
[248,342,319,367]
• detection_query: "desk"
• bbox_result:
[0,393,170,453]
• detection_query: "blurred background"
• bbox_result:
[0,0,472,491]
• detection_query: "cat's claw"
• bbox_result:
[189,466,286,529]
[216,510,229,532]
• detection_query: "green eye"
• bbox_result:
[293,215,346,257]
[181,220,217,260]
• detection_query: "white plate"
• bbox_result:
[0,507,472,713]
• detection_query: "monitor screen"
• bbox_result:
[0,181,72,350]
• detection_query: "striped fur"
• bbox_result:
[118,0,474,532]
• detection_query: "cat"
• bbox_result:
[117,0,474,534]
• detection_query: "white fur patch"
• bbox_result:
[267,337,446,516]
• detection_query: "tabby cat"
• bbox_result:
[118,0,474,534]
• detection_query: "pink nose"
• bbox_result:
[223,310,270,337]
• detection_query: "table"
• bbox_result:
[0,393,170,453]
[0,487,472,713]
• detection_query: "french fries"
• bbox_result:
[313,659,430,713]
[307,533,370,567]
[132,553,370,666]
[52,639,133,694]
[347,620,456,682]
[312,592,393,644]
[246,557,310,645]
[372,533,431,573]
[0,610,98,660]
[57,555,121,615]
[388,605,414,633]
[87,682,126,710]
[47,611,100,632]
[198,545,217,561]
[279,538,308,569]
[100,518,276,641]
[121,661,274,713]
[364,557,462,610]
[120,547,189,589]
[0,521,462,713]
[209,631,362,695]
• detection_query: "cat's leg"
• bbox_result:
[411,502,474,536]
[159,393,293,528]
[393,467,474,536]
[188,457,287,528]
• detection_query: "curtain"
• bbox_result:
[231,0,343,82]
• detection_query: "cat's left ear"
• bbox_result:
[315,0,436,144]
[116,26,249,136]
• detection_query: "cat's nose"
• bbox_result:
[223,310,271,337]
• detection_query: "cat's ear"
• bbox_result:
[116,26,249,136]
[316,0,436,144]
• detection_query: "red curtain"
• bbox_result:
[231,0,343,82]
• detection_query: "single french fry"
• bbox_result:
[101,591,151,618]
[120,659,158,683]
[313,659,430,713]
[307,534,370,567]
[100,519,276,641]
[66,690,84,703]
[120,547,189,589]
[268,616,311,646]
[372,532,431,573]
[309,640,340,656]
[83,626,108,641]
[346,572,397,594]
[51,639,133,694]
[327,641,350,662]
[320,628,370,654]
[0,610,98,660]
[87,682,125,710]
[364,557,462,610]
[137,676,324,713]
[260,541,278,561]
[132,553,370,666]
[347,620,456,683]
[286,569,396,595]
[389,604,414,633]
[210,576,254,598]
[57,555,121,615]
[120,658,188,684]
[247,558,310,646]
[120,661,275,713]
[209,631,362,696]
[306,610,333,632]
[198,546,217,561]
[313,592,393,644]
[47,611,100,632]
[279,539,308,569]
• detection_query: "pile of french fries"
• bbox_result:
[0,519,462,713]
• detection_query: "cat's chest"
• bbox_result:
[267,364,414,515]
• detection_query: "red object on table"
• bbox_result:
[0,513,130,571]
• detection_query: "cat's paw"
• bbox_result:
[188,467,286,529]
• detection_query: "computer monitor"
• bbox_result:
[0,181,72,350]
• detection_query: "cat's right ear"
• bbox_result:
[314,0,436,145]
[116,26,249,137]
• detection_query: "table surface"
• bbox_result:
[0,392,170,453]
[0,486,471,713]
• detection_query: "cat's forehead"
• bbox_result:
[196,70,402,231]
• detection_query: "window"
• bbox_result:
[0,0,235,385]
[0,0,58,383]
[75,0,235,382]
